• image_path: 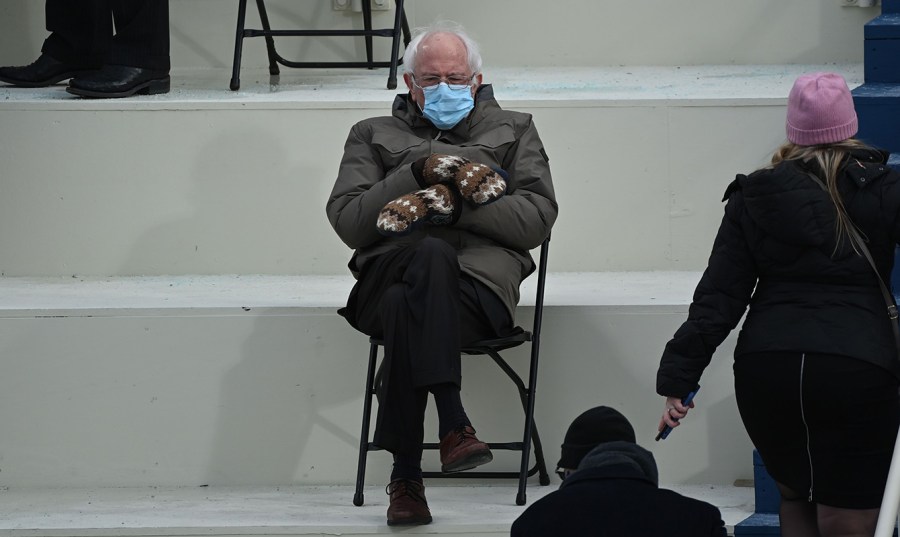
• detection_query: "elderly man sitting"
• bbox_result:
[326,21,557,526]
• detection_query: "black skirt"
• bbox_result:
[734,351,900,509]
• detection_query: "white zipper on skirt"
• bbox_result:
[799,353,814,502]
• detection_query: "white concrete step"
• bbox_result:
[0,271,702,313]
[0,64,863,277]
[0,272,753,491]
[0,484,755,537]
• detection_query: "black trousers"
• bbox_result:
[41,0,170,71]
[342,237,513,455]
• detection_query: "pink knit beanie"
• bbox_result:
[786,72,858,146]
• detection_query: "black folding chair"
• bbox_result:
[231,0,411,90]
[352,236,553,507]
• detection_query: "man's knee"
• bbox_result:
[412,237,456,266]
[381,283,407,312]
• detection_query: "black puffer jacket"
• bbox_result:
[657,148,900,398]
[511,442,726,537]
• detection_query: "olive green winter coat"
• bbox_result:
[326,84,558,317]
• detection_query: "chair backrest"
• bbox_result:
[530,234,551,339]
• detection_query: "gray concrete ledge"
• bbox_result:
[0,484,754,537]
[0,272,702,316]
[0,64,862,111]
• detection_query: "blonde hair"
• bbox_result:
[768,138,872,255]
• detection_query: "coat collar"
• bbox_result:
[391,84,499,136]
[796,147,892,190]
[730,146,893,251]
[560,462,658,490]
[561,441,660,490]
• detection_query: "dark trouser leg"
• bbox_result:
[430,382,468,439]
[41,0,111,66]
[377,282,431,457]
[348,237,512,456]
[109,0,170,70]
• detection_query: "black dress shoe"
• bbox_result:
[0,54,99,88]
[66,64,170,98]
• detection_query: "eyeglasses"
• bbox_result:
[412,74,474,90]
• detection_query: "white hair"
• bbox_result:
[402,21,483,76]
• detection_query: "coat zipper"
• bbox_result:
[799,353,814,502]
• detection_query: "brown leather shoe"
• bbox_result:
[386,479,432,526]
[439,425,493,473]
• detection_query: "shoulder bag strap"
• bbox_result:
[807,172,900,358]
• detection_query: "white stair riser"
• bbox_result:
[0,305,748,488]
[0,103,785,276]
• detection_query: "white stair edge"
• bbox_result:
[0,64,863,111]
[0,484,754,537]
[0,272,702,316]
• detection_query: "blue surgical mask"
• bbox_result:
[421,82,475,130]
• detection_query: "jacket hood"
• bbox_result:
[736,148,891,249]
[572,440,659,486]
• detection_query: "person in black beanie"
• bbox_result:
[511,406,726,537]
[0,0,170,98]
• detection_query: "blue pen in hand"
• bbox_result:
[656,387,699,441]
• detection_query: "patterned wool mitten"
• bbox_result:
[376,184,460,236]
[413,154,507,206]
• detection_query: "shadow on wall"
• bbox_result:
[119,126,282,274]
[205,312,365,485]
[118,119,343,275]
[0,1,40,66]
[519,306,753,486]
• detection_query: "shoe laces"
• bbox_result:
[449,426,477,447]
[385,479,427,504]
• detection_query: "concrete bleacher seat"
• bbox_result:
[2,0,889,532]
[2,483,753,536]
[0,269,759,535]
[1,62,870,535]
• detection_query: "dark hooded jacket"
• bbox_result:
[658,148,900,397]
[511,441,727,536]
[326,84,557,318]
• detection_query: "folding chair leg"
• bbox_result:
[230,0,250,90]
[515,387,551,503]
[254,0,280,75]
[353,344,380,506]
[400,5,411,46]
[486,351,551,504]
[386,0,405,90]
[362,0,374,68]
[517,393,543,504]
[518,335,550,504]
[530,421,552,486]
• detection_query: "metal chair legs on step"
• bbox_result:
[231,0,410,90]
[352,236,553,507]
